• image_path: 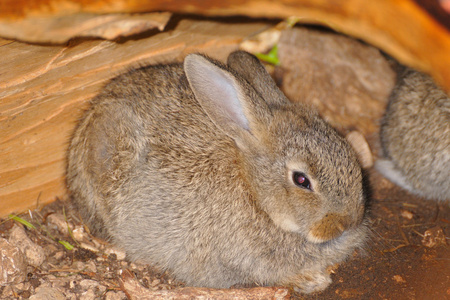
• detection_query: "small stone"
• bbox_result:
[0,237,28,285]
[1,285,14,298]
[98,285,107,293]
[53,251,65,260]
[39,280,53,289]
[400,210,414,220]
[72,226,87,242]
[72,261,87,271]
[19,281,32,291]
[46,274,57,281]
[105,246,126,261]
[14,282,25,290]
[130,262,145,272]
[29,277,41,288]
[421,226,447,248]
[46,213,72,235]
[21,289,32,298]
[65,291,77,300]
[30,287,66,300]
[79,279,99,290]
[9,225,46,267]
[105,290,127,300]
[85,261,97,273]
[79,288,96,300]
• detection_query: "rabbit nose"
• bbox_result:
[306,213,352,243]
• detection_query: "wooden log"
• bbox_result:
[119,269,291,300]
[0,19,269,217]
[0,0,449,92]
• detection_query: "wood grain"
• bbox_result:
[0,12,172,43]
[0,19,269,216]
[0,0,449,92]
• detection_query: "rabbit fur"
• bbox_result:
[377,68,450,201]
[67,51,368,293]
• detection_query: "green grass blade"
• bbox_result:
[255,45,280,66]
[9,214,36,229]
[58,240,75,250]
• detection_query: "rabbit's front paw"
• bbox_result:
[290,270,332,294]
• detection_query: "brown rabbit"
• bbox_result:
[67,51,368,293]
[376,68,450,201]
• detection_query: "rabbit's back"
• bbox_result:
[68,63,237,230]
[378,70,450,201]
[67,64,293,287]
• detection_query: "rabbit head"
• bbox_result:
[185,51,366,244]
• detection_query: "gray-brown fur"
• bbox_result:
[377,69,450,201]
[67,51,368,293]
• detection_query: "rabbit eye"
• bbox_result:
[292,172,312,190]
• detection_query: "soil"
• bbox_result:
[0,168,448,300]
[306,171,450,300]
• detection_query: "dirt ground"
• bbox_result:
[305,170,450,300]
[0,167,448,300]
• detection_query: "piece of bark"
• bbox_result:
[278,27,396,136]
[0,19,269,217]
[0,12,172,44]
[120,269,290,300]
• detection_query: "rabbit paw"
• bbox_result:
[289,270,332,294]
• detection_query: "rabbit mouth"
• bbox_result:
[306,213,353,244]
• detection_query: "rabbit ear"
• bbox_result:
[227,51,290,107]
[184,54,270,145]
